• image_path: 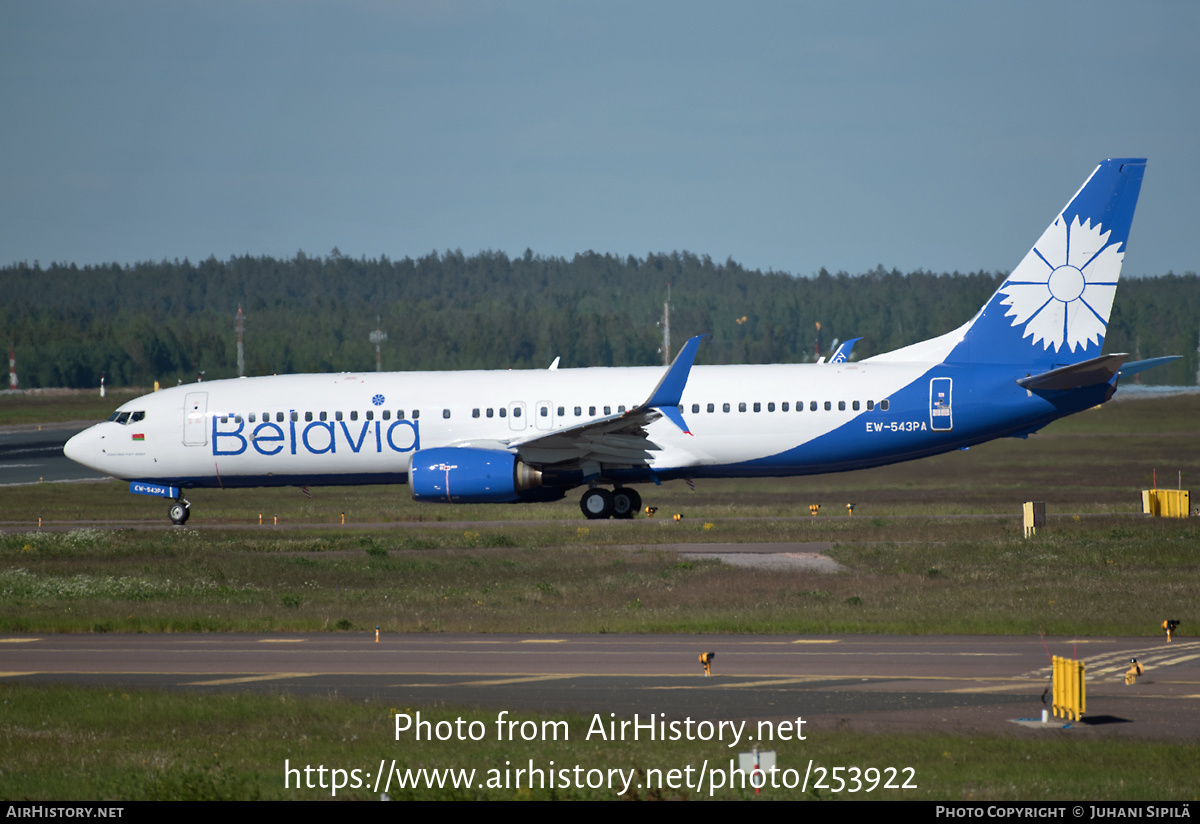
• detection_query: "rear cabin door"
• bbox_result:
[929,378,953,431]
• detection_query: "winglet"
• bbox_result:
[636,334,707,434]
[829,337,862,364]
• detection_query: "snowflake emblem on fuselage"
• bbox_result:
[998,215,1123,352]
[371,394,385,406]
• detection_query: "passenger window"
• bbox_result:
[443,409,451,419]
[838,401,846,411]
[574,406,582,416]
[810,401,817,411]
[366,411,373,420]
[723,403,730,413]
[305,412,313,422]
[881,399,890,411]
[486,408,494,418]
[707,403,715,413]
[472,409,480,418]
[249,413,257,423]
[335,411,343,421]
[291,411,299,422]
[782,402,789,412]
[499,408,506,418]
[557,406,564,416]
[413,410,420,419]
[767,403,775,412]
[539,407,548,417]
[866,400,875,411]
[603,406,611,415]
[824,401,831,411]
[852,400,860,411]
[589,406,596,416]
[618,405,626,413]
[739,402,747,412]
[319,411,328,421]
[753,402,761,413]
[350,411,358,421]
[278,412,286,422]
[382,410,391,420]
[397,410,405,419]
[234,415,243,424]
[512,407,520,418]
[692,404,700,414]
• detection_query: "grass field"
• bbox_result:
[3,686,1197,800]
[1,389,1198,801]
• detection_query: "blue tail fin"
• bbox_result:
[946,159,1146,367]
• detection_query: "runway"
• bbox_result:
[0,422,106,486]
[5,633,1198,738]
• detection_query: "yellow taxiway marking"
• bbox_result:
[791,640,840,644]
[946,684,1038,694]
[710,677,832,688]
[258,639,305,643]
[1156,654,1200,667]
[185,673,317,686]
[0,672,40,677]
[397,675,576,688]
[0,638,40,643]
[519,639,566,644]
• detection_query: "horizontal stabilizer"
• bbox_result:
[1119,355,1181,378]
[1016,354,1128,391]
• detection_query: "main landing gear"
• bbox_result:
[168,498,191,526]
[579,487,642,520]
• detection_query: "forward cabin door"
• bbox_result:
[183,392,208,446]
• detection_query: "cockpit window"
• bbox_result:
[107,410,145,425]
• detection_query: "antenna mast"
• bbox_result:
[370,316,388,372]
[663,283,671,365]
[236,305,245,377]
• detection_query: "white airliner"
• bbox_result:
[65,158,1176,525]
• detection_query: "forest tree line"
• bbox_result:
[2,249,1198,388]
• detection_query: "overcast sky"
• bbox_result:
[2,1,1197,277]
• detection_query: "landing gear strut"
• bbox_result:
[168,498,191,526]
[579,487,641,520]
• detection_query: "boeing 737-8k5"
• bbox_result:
[65,159,1176,524]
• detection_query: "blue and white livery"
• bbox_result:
[65,159,1175,523]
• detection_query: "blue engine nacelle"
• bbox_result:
[408,447,547,503]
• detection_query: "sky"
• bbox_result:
[2,1,1198,277]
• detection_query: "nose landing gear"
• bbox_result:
[579,487,641,520]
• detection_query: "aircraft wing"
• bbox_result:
[505,335,706,468]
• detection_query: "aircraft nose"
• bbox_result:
[63,426,104,472]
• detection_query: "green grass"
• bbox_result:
[1,685,1196,801]
[0,388,143,427]
[1,516,1196,635]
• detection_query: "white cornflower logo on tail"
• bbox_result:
[998,215,1123,352]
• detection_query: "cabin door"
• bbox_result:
[929,378,953,431]
[183,392,208,446]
